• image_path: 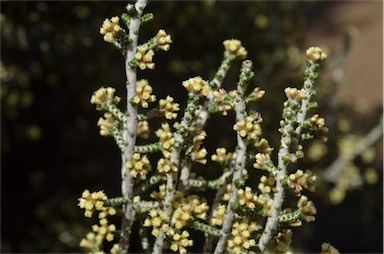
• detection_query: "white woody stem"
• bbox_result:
[214,60,253,254]
[258,60,318,253]
[120,0,147,252]
[179,52,236,191]
[152,94,198,254]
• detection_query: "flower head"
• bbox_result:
[211,148,232,165]
[100,17,121,43]
[156,29,172,51]
[306,47,327,63]
[90,87,121,110]
[223,39,248,59]
[233,115,262,140]
[132,79,156,108]
[92,218,116,242]
[135,45,155,70]
[125,153,151,179]
[97,113,117,136]
[159,96,180,119]
[156,123,174,158]
[78,190,107,217]
[182,76,210,97]
[227,219,259,253]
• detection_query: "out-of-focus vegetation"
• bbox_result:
[1,1,382,253]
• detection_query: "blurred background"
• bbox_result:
[1,1,382,253]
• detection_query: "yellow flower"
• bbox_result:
[223,39,247,59]
[157,158,177,174]
[211,148,232,165]
[97,113,117,136]
[90,87,121,110]
[306,47,327,63]
[137,120,150,138]
[100,17,121,43]
[182,76,210,97]
[227,219,259,253]
[156,123,174,158]
[233,116,262,140]
[125,153,151,179]
[92,219,116,242]
[156,29,172,51]
[78,190,107,217]
[159,96,180,119]
[135,45,155,70]
[132,79,156,108]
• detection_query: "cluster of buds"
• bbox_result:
[306,46,327,63]
[298,195,317,223]
[287,169,317,196]
[223,39,248,59]
[212,89,236,115]
[143,209,170,237]
[159,96,180,119]
[182,76,210,97]
[156,122,174,158]
[167,229,193,254]
[92,218,116,242]
[100,17,121,43]
[135,45,155,70]
[97,113,117,136]
[155,29,172,51]
[211,148,232,165]
[233,115,262,140]
[284,87,306,102]
[125,153,151,179]
[132,79,156,108]
[90,87,121,110]
[227,219,259,253]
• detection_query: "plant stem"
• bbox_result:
[120,0,147,252]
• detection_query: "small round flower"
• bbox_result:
[254,138,274,154]
[275,229,293,253]
[253,153,271,169]
[190,141,207,165]
[297,195,317,223]
[78,190,107,217]
[155,29,172,51]
[306,47,327,63]
[132,79,156,108]
[80,232,102,250]
[284,87,305,102]
[210,204,226,226]
[135,45,155,70]
[110,244,121,254]
[157,158,177,174]
[233,116,262,140]
[168,230,193,254]
[237,186,259,209]
[258,174,276,194]
[90,87,121,110]
[97,113,117,136]
[213,89,232,116]
[227,219,259,254]
[92,219,116,242]
[182,76,210,97]
[100,17,121,43]
[143,209,169,237]
[223,39,248,59]
[159,96,180,119]
[156,123,174,158]
[125,153,151,179]
[137,120,150,138]
[211,148,232,165]
[150,184,167,200]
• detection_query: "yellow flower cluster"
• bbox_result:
[150,184,167,200]
[132,79,156,108]
[135,45,155,70]
[250,87,265,101]
[227,219,259,254]
[155,29,172,51]
[110,244,121,254]
[92,218,116,242]
[310,114,328,141]
[258,174,276,194]
[223,39,248,59]
[159,96,180,119]
[79,232,101,250]
[189,130,208,164]
[284,87,306,102]
[306,46,327,63]
[157,158,177,174]
[212,89,234,116]
[233,116,262,140]
[210,204,226,226]
[100,17,121,43]
[211,148,232,165]
[156,123,174,158]
[137,120,150,138]
[182,76,210,97]
[167,229,193,254]
[143,209,170,237]
[237,186,259,209]
[254,138,274,154]
[275,229,293,253]
[288,170,317,196]
[253,153,271,169]
[90,87,121,110]
[174,195,208,220]
[78,190,112,218]
[97,113,117,136]
[125,153,151,179]
[297,195,317,223]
